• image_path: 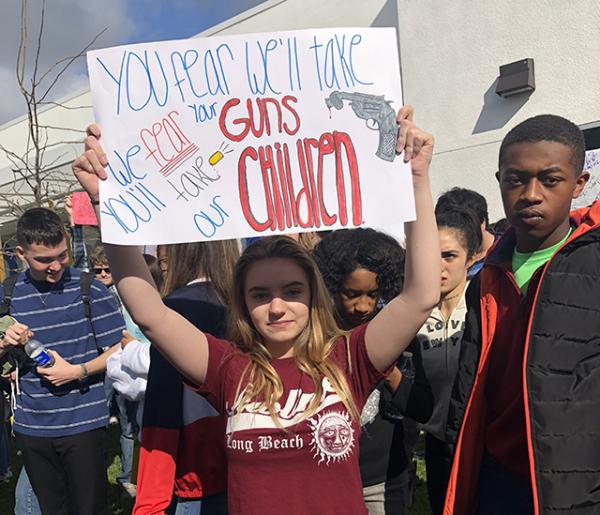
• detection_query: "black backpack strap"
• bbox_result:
[79,271,94,322]
[0,274,20,318]
[0,274,28,373]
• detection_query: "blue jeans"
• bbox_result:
[174,499,202,515]
[104,376,115,413]
[477,452,534,515]
[168,492,228,515]
[114,392,138,484]
[14,468,42,515]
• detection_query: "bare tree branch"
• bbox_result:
[42,152,68,169]
[16,0,28,96]
[0,145,30,170]
[38,28,107,103]
[43,140,83,149]
[36,125,86,133]
[2,0,103,212]
[38,101,92,110]
[32,0,46,87]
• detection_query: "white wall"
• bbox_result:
[201,0,393,34]
[396,0,600,220]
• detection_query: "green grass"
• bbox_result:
[0,426,432,515]
[412,452,433,514]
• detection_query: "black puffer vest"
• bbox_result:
[444,203,600,515]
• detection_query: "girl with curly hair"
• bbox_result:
[313,228,433,514]
[312,228,406,330]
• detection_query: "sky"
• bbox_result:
[0,0,266,125]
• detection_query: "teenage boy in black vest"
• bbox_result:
[443,115,599,515]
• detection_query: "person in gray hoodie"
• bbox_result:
[417,205,483,515]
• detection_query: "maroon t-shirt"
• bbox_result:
[197,324,384,515]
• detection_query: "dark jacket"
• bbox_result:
[444,202,600,515]
[136,282,228,513]
[358,339,433,486]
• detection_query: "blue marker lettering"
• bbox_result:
[95,52,126,115]
[125,51,153,111]
[349,34,374,86]
[334,34,352,85]
[106,145,145,188]
[309,36,324,91]
[216,43,234,94]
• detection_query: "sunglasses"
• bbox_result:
[94,267,111,274]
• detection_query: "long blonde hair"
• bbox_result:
[161,240,239,302]
[228,236,360,426]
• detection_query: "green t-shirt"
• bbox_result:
[512,229,572,295]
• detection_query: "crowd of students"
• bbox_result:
[0,108,598,515]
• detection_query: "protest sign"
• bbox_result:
[71,192,98,226]
[572,148,600,209]
[87,28,414,244]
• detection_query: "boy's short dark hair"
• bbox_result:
[436,187,489,227]
[16,208,65,248]
[498,114,585,174]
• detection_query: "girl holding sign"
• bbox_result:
[72,111,439,515]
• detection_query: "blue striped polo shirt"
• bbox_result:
[4,267,125,437]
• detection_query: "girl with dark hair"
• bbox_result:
[313,228,433,514]
[418,205,482,515]
[136,240,239,515]
[72,112,440,515]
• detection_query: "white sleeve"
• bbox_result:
[106,348,147,401]
[121,340,151,378]
[106,348,125,383]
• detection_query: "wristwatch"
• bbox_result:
[79,363,89,382]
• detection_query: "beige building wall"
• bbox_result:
[396,0,600,221]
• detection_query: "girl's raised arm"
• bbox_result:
[73,125,209,385]
[366,114,440,372]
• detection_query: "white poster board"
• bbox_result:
[87,28,414,244]
[572,148,600,209]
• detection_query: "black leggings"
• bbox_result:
[425,433,452,515]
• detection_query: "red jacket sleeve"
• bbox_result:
[134,427,180,514]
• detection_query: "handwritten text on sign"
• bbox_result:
[87,28,415,244]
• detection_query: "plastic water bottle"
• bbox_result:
[24,339,55,368]
[399,351,415,385]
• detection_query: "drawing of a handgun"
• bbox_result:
[325,91,398,162]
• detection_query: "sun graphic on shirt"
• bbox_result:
[308,410,355,465]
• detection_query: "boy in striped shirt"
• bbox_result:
[0,207,125,514]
